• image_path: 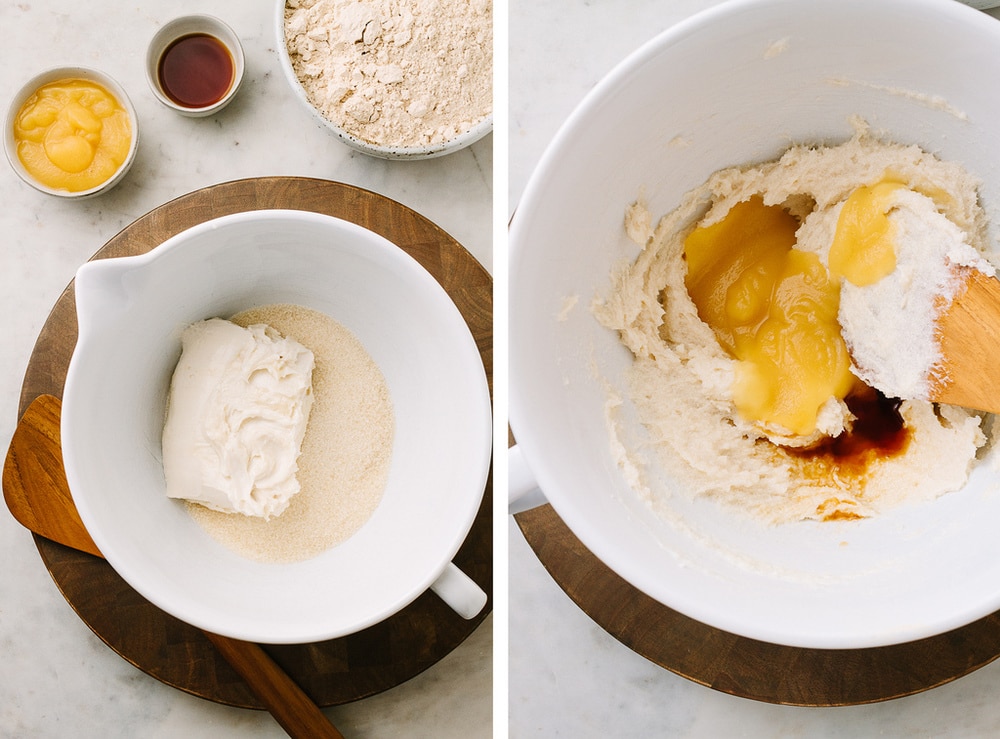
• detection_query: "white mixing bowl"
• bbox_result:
[62,209,491,643]
[510,0,1000,649]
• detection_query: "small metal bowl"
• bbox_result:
[4,66,139,199]
[146,15,245,118]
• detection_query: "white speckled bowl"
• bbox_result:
[62,210,491,643]
[274,0,492,160]
[510,0,1000,649]
[4,66,138,198]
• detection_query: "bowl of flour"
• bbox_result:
[277,0,492,159]
[510,0,1000,649]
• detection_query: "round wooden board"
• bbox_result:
[514,504,1000,706]
[18,177,492,708]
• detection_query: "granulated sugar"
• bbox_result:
[284,0,492,148]
[185,303,394,563]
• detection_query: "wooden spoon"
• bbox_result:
[932,269,1000,413]
[2,394,344,739]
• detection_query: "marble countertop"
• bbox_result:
[0,1,491,737]
[508,0,1000,736]
[12,0,1000,735]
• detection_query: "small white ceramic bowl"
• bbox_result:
[62,210,491,643]
[146,15,245,117]
[3,66,138,198]
[510,0,1000,649]
[274,0,492,160]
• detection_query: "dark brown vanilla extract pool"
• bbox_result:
[781,385,911,519]
[158,33,234,108]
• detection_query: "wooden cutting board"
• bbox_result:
[514,504,1000,706]
[17,177,492,708]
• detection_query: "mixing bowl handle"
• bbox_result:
[508,444,549,515]
[430,562,488,619]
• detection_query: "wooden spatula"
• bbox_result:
[932,269,1000,413]
[2,394,344,739]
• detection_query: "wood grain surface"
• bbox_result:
[934,268,1000,413]
[3,394,101,558]
[514,503,1000,706]
[16,177,492,708]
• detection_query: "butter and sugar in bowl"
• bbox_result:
[5,67,137,198]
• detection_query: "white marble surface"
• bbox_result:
[508,0,1000,736]
[0,1,491,737]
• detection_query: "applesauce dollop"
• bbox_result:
[12,78,132,193]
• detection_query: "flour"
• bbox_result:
[284,0,492,148]
[837,188,994,399]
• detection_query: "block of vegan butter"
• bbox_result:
[162,318,315,518]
